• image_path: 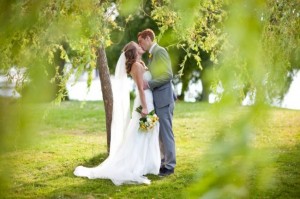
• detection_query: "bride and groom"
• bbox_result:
[74,29,176,185]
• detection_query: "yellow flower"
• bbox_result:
[137,107,159,132]
[149,53,152,58]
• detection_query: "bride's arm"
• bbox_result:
[131,62,148,117]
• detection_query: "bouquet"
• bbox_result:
[135,105,159,132]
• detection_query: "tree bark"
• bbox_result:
[201,80,210,102]
[97,46,113,153]
[178,75,189,101]
[200,65,213,102]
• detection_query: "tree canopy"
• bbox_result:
[0,1,119,102]
[136,0,299,103]
[1,0,298,103]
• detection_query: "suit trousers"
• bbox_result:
[156,102,176,170]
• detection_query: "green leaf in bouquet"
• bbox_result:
[139,117,147,122]
[135,105,142,114]
[149,110,155,115]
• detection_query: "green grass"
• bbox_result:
[1,101,300,198]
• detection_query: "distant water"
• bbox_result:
[67,79,103,101]
[281,70,300,110]
[66,72,134,101]
[2,67,298,110]
[66,70,300,110]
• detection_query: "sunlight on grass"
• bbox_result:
[0,101,299,198]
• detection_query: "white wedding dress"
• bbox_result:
[74,60,160,185]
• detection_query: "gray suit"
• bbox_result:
[148,44,176,170]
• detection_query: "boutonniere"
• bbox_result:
[149,53,152,58]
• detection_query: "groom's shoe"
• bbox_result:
[159,167,174,177]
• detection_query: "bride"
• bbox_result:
[74,41,160,185]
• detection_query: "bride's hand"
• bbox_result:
[143,80,149,90]
[141,107,148,117]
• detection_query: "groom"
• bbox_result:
[138,29,176,176]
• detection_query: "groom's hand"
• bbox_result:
[143,80,149,90]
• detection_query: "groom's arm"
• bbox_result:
[148,48,173,90]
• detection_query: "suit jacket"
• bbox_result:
[148,44,176,108]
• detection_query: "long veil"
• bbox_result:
[74,52,159,185]
[110,52,130,157]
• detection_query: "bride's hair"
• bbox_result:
[123,41,137,74]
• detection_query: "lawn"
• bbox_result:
[0,101,300,198]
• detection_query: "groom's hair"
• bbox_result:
[137,29,155,41]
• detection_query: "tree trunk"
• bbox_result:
[97,46,113,153]
[201,80,210,102]
[178,76,189,101]
[200,66,213,102]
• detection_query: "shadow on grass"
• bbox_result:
[253,141,300,198]
[78,152,109,167]
[47,174,192,199]
[44,153,196,199]
[271,142,300,198]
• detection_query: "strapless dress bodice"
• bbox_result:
[143,71,152,82]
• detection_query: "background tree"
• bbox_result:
[148,0,299,197]
[150,0,227,101]
[105,0,217,101]
[106,0,158,72]
[262,0,300,103]
[0,0,144,154]
[150,0,299,103]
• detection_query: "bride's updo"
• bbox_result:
[123,41,137,74]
